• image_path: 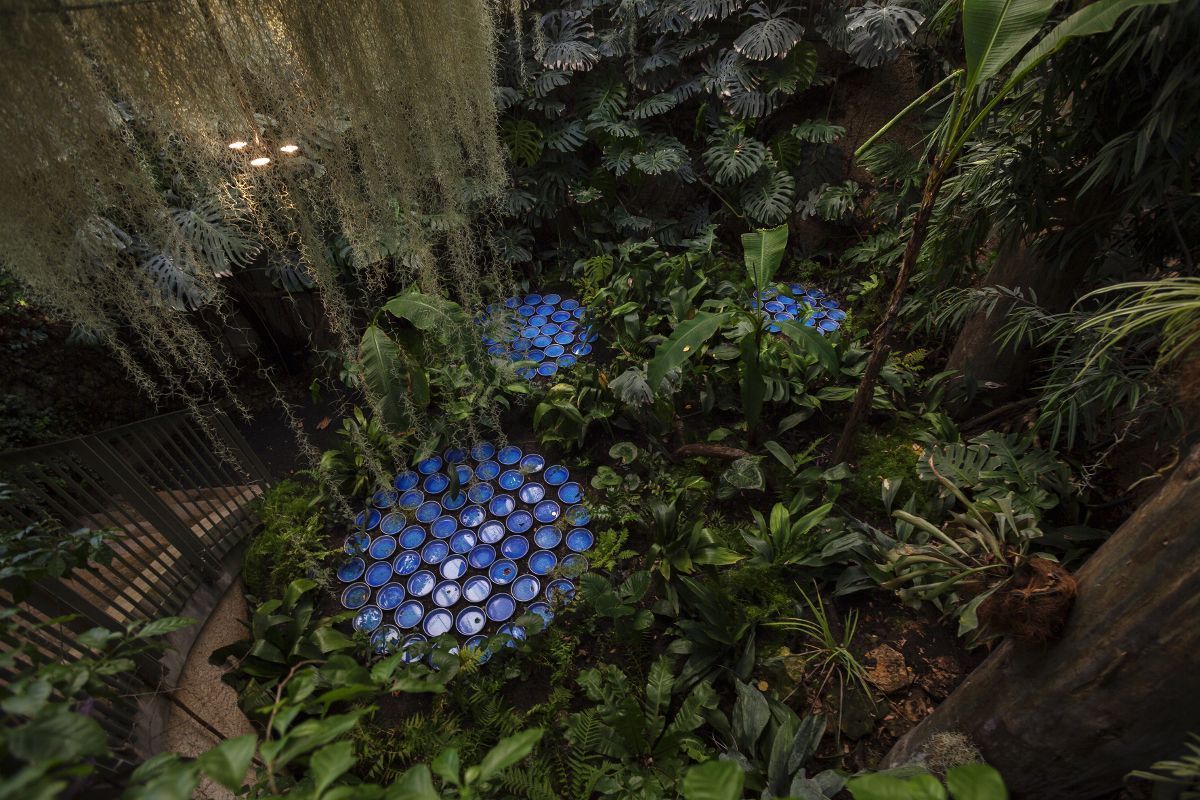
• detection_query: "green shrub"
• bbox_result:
[845,424,930,519]
[243,479,333,599]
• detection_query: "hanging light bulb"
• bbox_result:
[227,140,248,150]
[249,156,271,167]
[279,144,299,154]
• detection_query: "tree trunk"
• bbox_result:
[832,160,947,464]
[882,443,1200,798]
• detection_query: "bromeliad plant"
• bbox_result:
[743,499,863,570]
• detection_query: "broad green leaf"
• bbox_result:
[741,223,789,290]
[472,728,543,784]
[384,764,440,800]
[848,773,949,800]
[961,0,1055,93]
[647,312,728,391]
[732,681,771,751]
[1005,0,1177,90]
[382,291,465,333]
[645,658,674,720]
[309,741,355,795]
[723,456,765,491]
[431,747,462,786]
[682,759,746,800]
[775,319,839,374]
[7,708,107,763]
[311,625,356,653]
[763,440,794,471]
[197,735,256,793]
[134,616,196,639]
[741,334,766,430]
[946,764,1008,800]
[359,323,427,427]
[284,578,318,607]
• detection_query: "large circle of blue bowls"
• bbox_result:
[340,443,592,661]
[481,293,594,380]
[748,285,845,335]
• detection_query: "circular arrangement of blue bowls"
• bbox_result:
[479,293,596,381]
[338,441,591,664]
[749,284,846,334]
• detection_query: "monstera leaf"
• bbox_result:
[135,246,214,311]
[540,15,601,71]
[703,129,768,184]
[740,168,795,225]
[170,196,258,277]
[734,3,804,60]
[843,1,926,67]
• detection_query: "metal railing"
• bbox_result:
[0,404,270,765]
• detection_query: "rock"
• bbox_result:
[864,644,914,694]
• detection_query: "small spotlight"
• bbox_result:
[227,140,248,150]
[249,156,271,167]
[279,144,299,154]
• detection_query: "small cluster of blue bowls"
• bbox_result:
[749,284,846,334]
[336,442,592,665]
[480,293,597,381]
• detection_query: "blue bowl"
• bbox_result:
[528,550,558,575]
[366,560,394,587]
[423,473,450,494]
[564,504,592,526]
[463,575,493,603]
[468,544,497,569]
[401,633,428,663]
[393,551,421,576]
[486,593,516,622]
[544,344,565,358]
[558,354,577,368]
[546,578,576,604]
[498,470,525,491]
[368,535,397,560]
[543,293,561,305]
[478,520,506,544]
[432,580,462,608]
[506,510,534,533]
[395,600,424,629]
[340,582,370,609]
[553,331,574,345]
[353,605,383,632]
[561,320,579,332]
[541,323,560,336]
[459,505,486,527]
[450,530,477,554]
[524,293,543,305]
[444,447,468,463]
[431,515,457,539]
[468,483,495,504]
[379,512,406,536]
[355,509,381,530]
[400,525,426,550]
[557,482,583,504]
[551,310,570,323]
[471,442,496,461]
[518,304,535,317]
[440,555,468,580]
[489,559,518,585]
[393,471,420,491]
[371,624,401,655]
[561,298,580,311]
[560,553,589,577]
[442,492,467,511]
[497,445,522,465]
[527,602,553,630]
[566,528,594,552]
[533,335,552,349]
[416,501,441,523]
[344,531,371,555]
[423,608,454,637]
[544,465,569,485]
[407,570,436,597]
[536,303,555,316]
[501,535,530,560]
[519,482,546,504]
[421,540,449,565]
[533,500,561,523]
[337,557,366,583]
[417,456,443,475]
[512,575,541,602]
[398,489,424,510]
[533,526,562,549]
[377,583,406,610]
[489,493,516,517]
[537,362,558,377]
[476,460,500,480]
[497,623,526,648]
[456,606,487,635]
[372,490,398,509]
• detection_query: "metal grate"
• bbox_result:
[0,404,270,770]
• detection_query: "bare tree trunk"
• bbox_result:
[882,443,1200,798]
[832,160,946,464]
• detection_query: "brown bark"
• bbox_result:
[833,160,947,464]
[882,444,1200,798]
[672,443,752,460]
